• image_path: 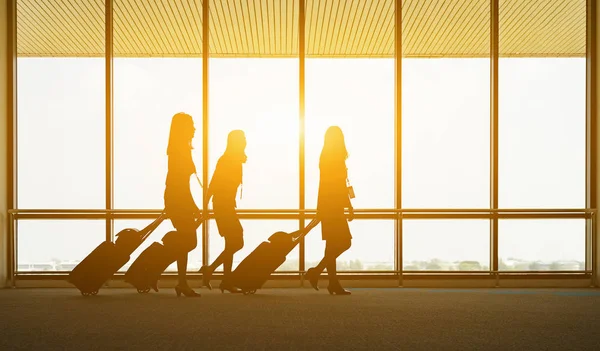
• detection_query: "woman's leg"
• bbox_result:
[208,251,225,272]
[177,254,188,286]
[208,214,243,273]
[176,229,197,286]
[168,213,200,297]
[325,239,352,284]
[312,249,329,275]
[222,235,244,276]
[207,234,243,274]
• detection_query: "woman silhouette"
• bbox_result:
[199,130,247,293]
[164,112,201,297]
[305,126,354,295]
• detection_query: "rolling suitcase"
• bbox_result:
[124,218,203,293]
[229,218,320,295]
[68,213,166,296]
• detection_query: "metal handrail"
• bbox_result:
[8,208,596,221]
[8,208,597,214]
[5,208,598,287]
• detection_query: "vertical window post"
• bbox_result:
[490,0,500,283]
[299,0,306,282]
[394,0,403,286]
[202,0,210,267]
[105,0,114,243]
[7,0,18,287]
[586,0,597,285]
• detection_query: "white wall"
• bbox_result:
[0,0,9,288]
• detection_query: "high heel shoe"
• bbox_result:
[175,285,201,297]
[219,282,242,294]
[198,266,213,290]
[305,267,319,291]
[327,284,351,296]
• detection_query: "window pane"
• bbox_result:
[305,220,395,271]
[17,220,104,272]
[17,0,105,208]
[403,220,490,271]
[114,219,202,272]
[499,219,585,271]
[498,58,585,208]
[113,0,203,209]
[305,60,395,209]
[402,0,490,208]
[208,220,300,272]
[209,63,298,209]
[499,0,586,208]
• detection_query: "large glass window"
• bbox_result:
[11,0,591,279]
[403,220,490,271]
[499,219,585,271]
[113,0,203,210]
[17,220,105,272]
[402,0,490,209]
[305,60,395,210]
[209,59,299,209]
[16,0,106,209]
[305,220,395,271]
[499,0,586,209]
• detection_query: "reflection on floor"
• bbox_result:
[1,288,599,350]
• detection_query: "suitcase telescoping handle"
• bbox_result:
[140,211,167,242]
[292,218,321,242]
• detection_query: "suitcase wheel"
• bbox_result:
[137,288,151,294]
[80,289,99,296]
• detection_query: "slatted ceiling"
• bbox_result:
[207,0,296,57]
[17,0,105,57]
[403,0,490,58]
[306,0,394,57]
[16,0,587,58]
[114,0,204,57]
[500,0,586,57]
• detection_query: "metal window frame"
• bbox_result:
[5,0,598,286]
[6,208,597,280]
[202,0,209,268]
[105,0,114,245]
[395,0,403,287]
[7,0,17,288]
[586,0,597,286]
[490,0,500,285]
[299,0,307,284]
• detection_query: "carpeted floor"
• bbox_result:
[1,288,600,350]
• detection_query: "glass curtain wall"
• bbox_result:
[12,0,590,276]
[16,0,106,268]
[498,0,587,271]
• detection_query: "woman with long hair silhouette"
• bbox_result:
[199,130,247,293]
[164,112,201,297]
[305,126,354,295]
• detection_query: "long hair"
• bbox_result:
[166,112,194,156]
[319,126,348,167]
[224,129,247,163]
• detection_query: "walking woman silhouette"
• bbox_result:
[199,130,247,293]
[305,126,354,295]
[164,113,202,297]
